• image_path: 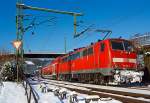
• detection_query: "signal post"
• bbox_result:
[12,40,22,83]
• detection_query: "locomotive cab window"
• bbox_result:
[111,41,124,50]
[100,43,105,52]
[124,41,134,52]
[111,40,134,51]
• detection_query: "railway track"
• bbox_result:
[37,78,150,103]
[128,86,150,90]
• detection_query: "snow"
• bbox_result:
[47,79,150,95]
[25,61,35,65]
[92,91,150,102]
[145,52,150,55]
[38,93,60,103]
[0,79,146,103]
[48,82,91,91]
[0,82,27,103]
[85,95,99,99]
[31,83,61,103]
[28,78,122,103]
[79,83,150,95]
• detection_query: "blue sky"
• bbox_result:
[0,0,150,53]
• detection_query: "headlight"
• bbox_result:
[115,70,120,74]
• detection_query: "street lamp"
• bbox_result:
[12,40,22,83]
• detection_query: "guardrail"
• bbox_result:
[23,79,39,103]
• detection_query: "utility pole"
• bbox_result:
[16,0,24,58]
[16,1,83,56]
[15,0,24,82]
[16,1,83,80]
[16,3,83,37]
[12,40,22,83]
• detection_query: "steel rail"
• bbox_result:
[41,79,150,103]
[42,79,150,99]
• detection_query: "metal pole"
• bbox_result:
[16,0,19,83]
[16,0,24,82]
[16,49,19,83]
[16,4,83,16]
[73,15,77,36]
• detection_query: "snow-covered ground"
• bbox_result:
[0,79,149,103]
[31,83,61,103]
[46,79,150,95]
[30,82,87,103]
[0,82,27,103]
[28,78,122,103]
[38,79,150,102]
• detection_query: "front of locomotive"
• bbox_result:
[109,39,144,84]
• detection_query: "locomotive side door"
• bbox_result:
[67,54,72,80]
[99,42,107,68]
[98,41,111,75]
[68,58,72,80]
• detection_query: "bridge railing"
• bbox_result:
[23,79,39,103]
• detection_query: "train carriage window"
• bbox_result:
[80,51,83,57]
[74,53,77,60]
[71,54,75,60]
[88,47,93,55]
[70,54,74,60]
[75,52,80,59]
[72,54,76,60]
[83,49,88,56]
[69,52,81,60]
[100,43,105,52]
[76,52,80,58]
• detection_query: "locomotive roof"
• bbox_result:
[52,38,129,61]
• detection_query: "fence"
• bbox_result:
[23,79,39,103]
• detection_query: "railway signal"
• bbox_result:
[12,40,22,83]
[12,40,22,50]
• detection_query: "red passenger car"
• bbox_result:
[42,38,144,84]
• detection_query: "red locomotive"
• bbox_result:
[41,38,144,84]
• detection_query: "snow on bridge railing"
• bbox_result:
[23,79,40,103]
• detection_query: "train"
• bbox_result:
[41,38,144,85]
